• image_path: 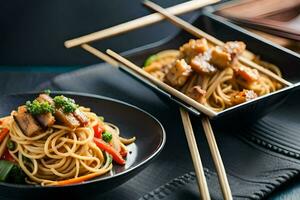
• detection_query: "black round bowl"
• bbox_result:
[0,92,166,200]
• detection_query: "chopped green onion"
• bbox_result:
[144,55,157,67]
[53,95,78,113]
[102,131,112,143]
[26,100,55,115]
[42,89,51,95]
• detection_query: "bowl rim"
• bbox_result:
[0,91,166,189]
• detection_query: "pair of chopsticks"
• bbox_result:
[65,1,292,199]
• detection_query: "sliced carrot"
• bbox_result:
[0,128,9,143]
[93,124,104,139]
[93,138,125,165]
[51,172,103,186]
[1,149,15,162]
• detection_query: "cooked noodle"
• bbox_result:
[0,104,134,186]
[144,39,282,112]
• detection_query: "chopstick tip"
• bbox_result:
[106,49,113,55]
[64,41,71,48]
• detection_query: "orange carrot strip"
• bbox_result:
[50,164,112,186]
[0,128,9,143]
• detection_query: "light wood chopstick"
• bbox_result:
[143,0,292,87]
[201,117,232,200]
[79,44,212,200]
[107,49,219,200]
[180,108,211,200]
[142,3,234,199]
[64,0,219,48]
[81,44,119,67]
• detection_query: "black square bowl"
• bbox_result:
[115,11,300,125]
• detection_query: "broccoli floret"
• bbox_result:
[102,132,112,143]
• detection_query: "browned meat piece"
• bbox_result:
[186,86,206,104]
[231,89,257,105]
[36,94,54,105]
[210,41,246,69]
[35,94,56,127]
[55,108,80,129]
[13,106,42,136]
[190,55,217,75]
[210,46,232,69]
[37,94,81,128]
[179,38,209,62]
[166,59,192,88]
[73,109,89,127]
[223,41,246,57]
[35,113,55,128]
[234,65,260,83]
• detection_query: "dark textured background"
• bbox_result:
[0,0,198,66]
[1,0,300,199]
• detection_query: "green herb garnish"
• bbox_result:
[102,131,112,143]
[26,100,55,115]
[42,89,51,95]
[53,95,78,113]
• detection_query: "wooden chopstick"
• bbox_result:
[143,0,292,87]
[201,117,232,200]
[64,0,219,48]
[107,49,228,199]
[180,108,211,200]
[81,44,119,67]
[106,49,217,117]
[79,44,212,200]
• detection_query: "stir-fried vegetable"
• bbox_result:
[2,149,15,162]
[26,100,54,115]
[102,131,112,143]
[0,160,14,182]
[144,55,157,67]
[0,160,26,184]
[6,139,15,151]
[93,124,104,139]
[93,138,125,165]
[0,128,9,143]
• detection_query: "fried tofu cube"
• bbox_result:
[210,46,232,69]
[190,55,217,75]
[210,41,246,69]
[179,38,209,61]
[234,65,260,82]
[166,59,192,87]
